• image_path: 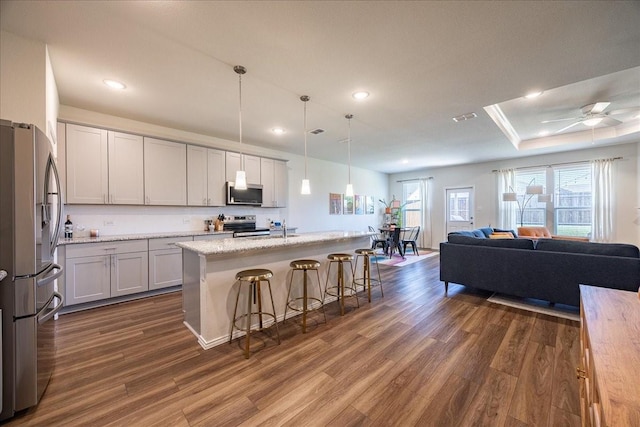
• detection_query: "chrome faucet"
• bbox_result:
[282,220,287,239]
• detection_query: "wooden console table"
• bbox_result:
[578,285,640,427]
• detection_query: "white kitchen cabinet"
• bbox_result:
[148,237,190,290]
[261,158,288,207]
[144,137,187,205]
[187,145,226,206]
[108,131,144,204]
[225,152,261,185]
[65,124,144,205]
[66,124,108,204]
[64,240,148,305]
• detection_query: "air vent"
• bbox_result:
[452,112,478,122]
[309,128,325,134]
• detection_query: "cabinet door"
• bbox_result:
[207,148,226,206]
[187,145,208,206]
[66,124,108,204]
[274,160,288,207]
[111,251,149,297]
[108,131,144,205]
[149,248,182,290]
[65,255,111,305]
[260,158,275,207]
[225,151,241,183]
[144,137,187,205]
[244,154,261,185]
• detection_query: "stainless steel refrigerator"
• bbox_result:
[1,120,64,421]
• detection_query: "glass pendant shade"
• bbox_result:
[301,179,311,195]
[235,170,247,190]
[345,183,354,197]
[300,95,311,195]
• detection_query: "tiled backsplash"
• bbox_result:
[63,204,284,237]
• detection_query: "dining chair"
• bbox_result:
[368,225,388,254]
[387,228,404,259]
[401,226,420,256]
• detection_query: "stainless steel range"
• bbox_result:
[223,215,270,237]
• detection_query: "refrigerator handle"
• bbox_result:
[35,263,63,288]
[37,291,64,324]
[45,153,64,252]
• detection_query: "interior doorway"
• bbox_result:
[445,187,475,235]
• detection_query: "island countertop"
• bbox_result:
[176,231,370,256]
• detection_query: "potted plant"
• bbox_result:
[379,196,398,214]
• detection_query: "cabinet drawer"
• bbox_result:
[149,236,192,251]
[66,240,148,258]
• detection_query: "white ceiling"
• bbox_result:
[1,1,639,173]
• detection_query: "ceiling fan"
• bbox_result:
[541,102,627,133]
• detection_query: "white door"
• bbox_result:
[446,187,475,234]
[144,137,187,205]
[108,131,144,205]
[187,145,208,206]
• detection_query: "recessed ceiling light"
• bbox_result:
[272,127,285,135]
[524,91,543,99]
[352,91,369,100]
[103,79,126,90]
[401,159,409,164]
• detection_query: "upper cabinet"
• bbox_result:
[144,137,186,206]
[66,124,143,205]
[187,145,226,206]
[261,158,288,207]
[225,152,261,185]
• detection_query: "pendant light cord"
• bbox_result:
[346,114,353,185]
[304,99,308,179]
[234,65,246,171]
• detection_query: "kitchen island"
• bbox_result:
[176,231,370,349]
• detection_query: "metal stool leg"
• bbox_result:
[266,279,280,344]
[229,280,242,344]
[316,269,328,325]
[244,281,252,359]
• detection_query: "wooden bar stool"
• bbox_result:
[229,268,280,359]
[284,259,327,333]
[324,253,358,316]
[353,248,383,302]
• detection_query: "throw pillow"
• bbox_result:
[489,232,514,239]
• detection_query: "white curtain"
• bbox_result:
[497,169,516,230]
[419,178,432,249]
[591,159,614,242]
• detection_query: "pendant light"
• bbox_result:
[345,114,354,197]
[300,95,311,195]
[233,65,247,190]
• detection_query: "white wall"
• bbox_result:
[390,142,640,248]
[0,31,48,133]
[59,106,389,236]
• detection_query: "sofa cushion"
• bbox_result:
[449,230,486,238]
[478,227,494,238]
[448,234,535,249]
[494,228,518,237]
[535,239,640,258]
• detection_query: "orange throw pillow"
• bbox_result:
[489,232,514,239]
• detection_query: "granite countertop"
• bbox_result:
[176,231,369,256]
[58,230,234,245]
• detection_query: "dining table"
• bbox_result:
[378,227,406,258]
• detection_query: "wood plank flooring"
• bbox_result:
[5,253,581,426]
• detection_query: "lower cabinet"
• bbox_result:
[149,237,190,290]
[64,240,148,305]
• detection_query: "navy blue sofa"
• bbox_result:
[439,228,640,307]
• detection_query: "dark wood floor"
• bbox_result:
[6,253,581,426]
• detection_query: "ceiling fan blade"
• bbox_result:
[601,117,622,126]
[541,117,579,123]
[555,121,582,133]
[589,102,610,114]
[607,107,640,115]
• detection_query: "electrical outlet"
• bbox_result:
[183,218,191,224]
[104,220,115,226]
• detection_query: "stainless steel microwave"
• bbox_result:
[226,182,263,206]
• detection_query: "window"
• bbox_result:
[515,169,546,227]
[513,164,593,237]
[402,182,421,227]
[554,165,591,237]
